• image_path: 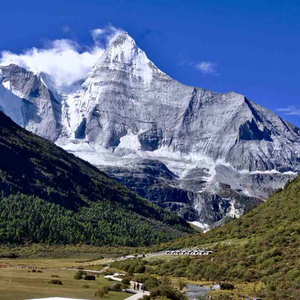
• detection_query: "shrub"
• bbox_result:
[133,275,160,290]
[95,290,105,298]
[84,274,96,281]
[151,285,187,300]
[83,285,89,288]
[95,286,109,298]
[178,280,186,290]
[161,276,171,285]
[109,282,122,291]
[49,279,62,285]
[122,278,131,285]
[220,283,234,290]
[134,264,146,273]
[144,277,160,290]
[74,270,86,280]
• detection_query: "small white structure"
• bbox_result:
[165,249,213,256]
[120,255,136,260]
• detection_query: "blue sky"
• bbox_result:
[1,0,300,126]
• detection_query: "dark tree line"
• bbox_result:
[0,194,187,246]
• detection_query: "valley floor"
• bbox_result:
[0,258,127,300]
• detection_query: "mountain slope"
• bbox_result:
[146,176,300,298]
[0,111,191,246]
[1,33,300,228]
[60,33,300,173]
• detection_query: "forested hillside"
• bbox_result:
[0,112,191,246]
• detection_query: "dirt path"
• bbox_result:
[54,265,109,274]
[124,291,150,300]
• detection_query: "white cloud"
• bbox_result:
[195,61,218,74]
[180,60,218,75]
[91,25,125,47]
[277,106,300,116]
[0,26,125,89]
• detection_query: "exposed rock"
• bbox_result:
[0,64,62,141]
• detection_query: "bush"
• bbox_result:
[220,283,234,290]
[133,275,160,291]
[161,276,171,285]
[95,290,105,298]
[51,275,60,278]
[134,264,146,273]
[84,274,96,281]
[74,270,86,280]
[144,277,160,290]
[151,285,187,300]
[95,286,109,298]
[178,280,186,290]
[49,279,62,285]
[122,278,131,285]
[109,282,122,291]
[83,284,89,288]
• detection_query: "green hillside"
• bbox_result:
[141,176,300,299]
[0,112,192,246]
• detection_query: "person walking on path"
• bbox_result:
[141,284,145,293]
[137,283,140,291]
[133,283,136,290]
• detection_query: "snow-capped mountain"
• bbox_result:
[1,33,300,229]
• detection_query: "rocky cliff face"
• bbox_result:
[0,64,62,141]
[1,33,300,229]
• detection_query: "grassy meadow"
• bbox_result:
[0,258,127,300]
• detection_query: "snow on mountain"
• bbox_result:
[1,32,300,228]
[0,64,62,141]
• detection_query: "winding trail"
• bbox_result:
[54,263,150,300]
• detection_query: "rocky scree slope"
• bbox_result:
[0,33,300,228]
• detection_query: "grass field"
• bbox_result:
[0,258,128,300]
[0,258,113,269]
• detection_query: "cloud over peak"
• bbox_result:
[195,61,218,75]
[277,106,300,116]
[0,26,124,89]
[181,59,218,75]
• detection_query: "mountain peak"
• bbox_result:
[96,32,141,66]
[90,32,167,87]
[110,32,136,47]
